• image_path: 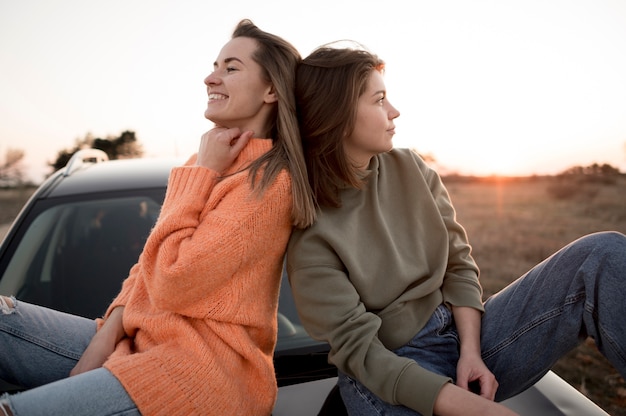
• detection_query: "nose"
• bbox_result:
[204,72,219,86]
[388,102,400,120]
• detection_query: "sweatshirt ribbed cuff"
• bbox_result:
[394,362,451,416]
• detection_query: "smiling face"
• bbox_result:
[203,36,277,136]
[343,70,400,168]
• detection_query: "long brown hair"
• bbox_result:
[233,19,315,228]
[295,44,385,208]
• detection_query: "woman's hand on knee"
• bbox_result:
[70,306,126,377]
[456,353,499,401]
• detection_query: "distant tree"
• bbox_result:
[0,148,26,187]
[547,166,610,197]
[555,162,621,189]
[598,163,621,176]
[559,163,620,179]
[49,130,144,173]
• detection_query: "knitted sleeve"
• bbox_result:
[137,161,291,317]
[100,153,217,321]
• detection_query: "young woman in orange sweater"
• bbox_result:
[0,19,314,416]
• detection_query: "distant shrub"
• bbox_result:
[548,163,621,200]
[558,163,620,185]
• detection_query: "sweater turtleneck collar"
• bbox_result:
[227,138,273,172]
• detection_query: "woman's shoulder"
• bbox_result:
[378,147,431,172]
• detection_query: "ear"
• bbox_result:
[264,84,278,104]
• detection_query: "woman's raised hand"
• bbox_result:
[196,127,253,173]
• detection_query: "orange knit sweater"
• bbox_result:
[100,139,293,415]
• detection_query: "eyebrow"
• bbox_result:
[213,57,244,68]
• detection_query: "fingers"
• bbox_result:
[456,358,499,401]
[203,127,252,150]
[479,374,498,401]
[456,372,469,390]
[229,130,253,153]
[196,127,254,172]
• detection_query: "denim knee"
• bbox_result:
[579,231,626,255]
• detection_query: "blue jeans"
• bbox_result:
[338,304,459,416]
[338,231,626,415]
[0,300,139,416]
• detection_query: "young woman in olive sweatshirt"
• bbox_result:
[287,44,626,416]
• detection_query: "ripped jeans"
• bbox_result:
[0,299,140,416]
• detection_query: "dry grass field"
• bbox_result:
[445,174,626,415]
[1,176,626,413]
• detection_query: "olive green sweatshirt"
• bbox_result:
[286,148,484,416]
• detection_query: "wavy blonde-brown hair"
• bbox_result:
[295,43,385,208]
[233,19,315,228]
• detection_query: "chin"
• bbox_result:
[205,111,223,125]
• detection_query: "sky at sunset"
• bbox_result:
[1,0,626,183]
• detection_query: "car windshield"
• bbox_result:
[0,195,161,318]
[0,190,326,358]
